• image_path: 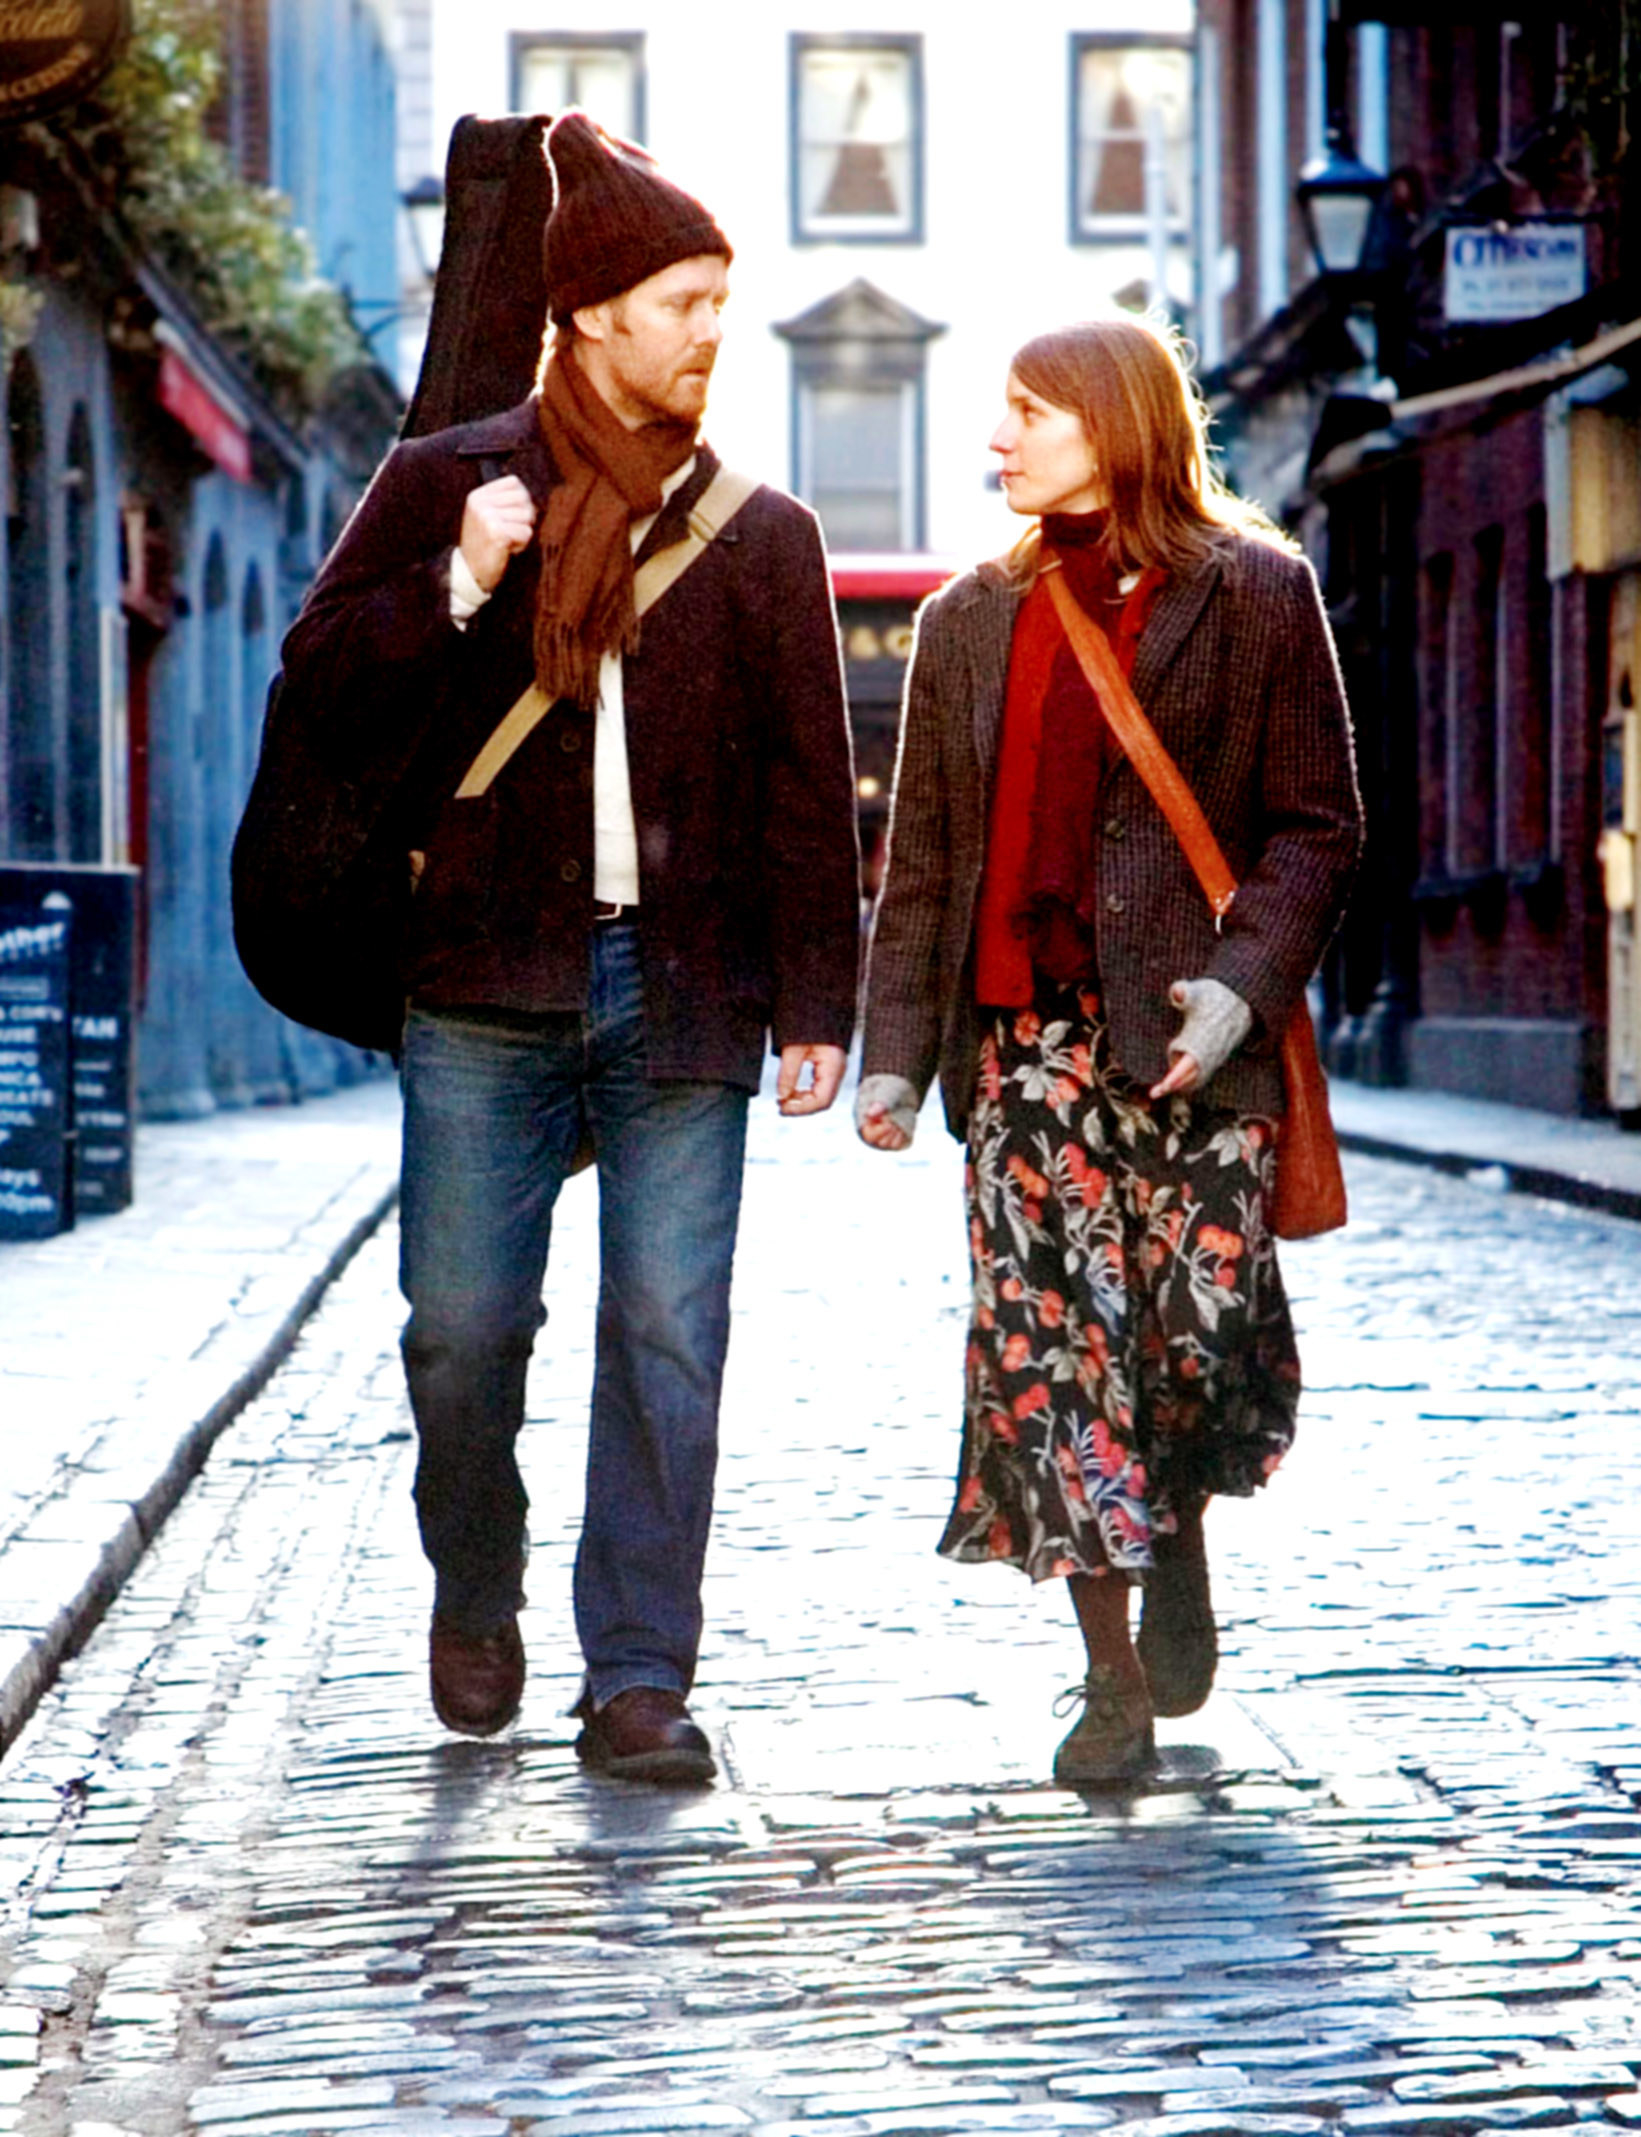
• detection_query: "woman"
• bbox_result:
[857,315,1363,1785]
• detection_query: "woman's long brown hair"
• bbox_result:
[1005,314,1292,580]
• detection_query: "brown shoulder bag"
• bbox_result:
[1045,568,1347,1241]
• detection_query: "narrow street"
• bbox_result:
[2,1095,1639,2135]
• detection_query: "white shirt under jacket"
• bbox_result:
[448,457,697,908]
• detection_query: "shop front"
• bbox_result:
[830,555,956,899]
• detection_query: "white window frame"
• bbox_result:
[790,34,924,245]
[1069,32,1194,248]
[509,33,645,140]
[795,377,920,554]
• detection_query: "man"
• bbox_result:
[279,112,859,1783]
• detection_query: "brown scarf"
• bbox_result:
[533,346,699,709]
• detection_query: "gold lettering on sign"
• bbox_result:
[0,38,89,98]
[843,621,917,665]
[0,2,82,38]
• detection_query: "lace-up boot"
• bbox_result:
[1052,1664,1156,1785]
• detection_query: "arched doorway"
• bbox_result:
[237,558,288,1100]
[6,353,53,857]
[118,498,173,1007]
[239,561,267,756]
[279,471,309,625]
[200,531,251,1104]
[65,403,101,862]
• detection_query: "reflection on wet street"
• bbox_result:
[2,1101,1639,2133]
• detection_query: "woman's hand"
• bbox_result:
[1150,978,1253,1101]
[855,1073,919,1151]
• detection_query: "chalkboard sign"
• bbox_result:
[0,902,71,1242]
[0,864,139,1220]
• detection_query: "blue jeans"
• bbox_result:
[398,922,749,1707]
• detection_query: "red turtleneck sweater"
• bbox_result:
[973,518,1165,1007]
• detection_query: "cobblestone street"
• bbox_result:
[2,1090,1639,2136]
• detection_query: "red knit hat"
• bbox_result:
[543,110,732,325]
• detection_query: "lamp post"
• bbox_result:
[346,179,446,384]
[402,175,446,283]
[1295,7,1385,279]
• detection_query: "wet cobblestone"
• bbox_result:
[2,1097,1640,2134]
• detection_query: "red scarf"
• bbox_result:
[974,520,1165,1006]
[533,346,698,709]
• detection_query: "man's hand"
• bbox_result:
[458,474,538,593]
[777,1043,847,1117]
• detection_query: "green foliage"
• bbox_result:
[95,0,367,419]
[1556,3,1635,183]
[0,280,45,366]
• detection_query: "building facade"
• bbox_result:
[1198,0,1641,1120]
[403,0,1203,870]
[408,0,1202,560]
[0,0,405,1128]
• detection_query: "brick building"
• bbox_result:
[1197,1,1641,1120]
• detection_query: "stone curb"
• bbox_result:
[1335,1126,1641,1226]
[0,1180,399,1760]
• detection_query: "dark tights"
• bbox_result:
[1067,1498,1207,1688]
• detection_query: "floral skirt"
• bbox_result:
[939,981,1301,1583]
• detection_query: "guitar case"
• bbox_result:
[402,112,553,439]
[232,114,555,1052]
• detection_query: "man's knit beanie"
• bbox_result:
[543,109,732,325]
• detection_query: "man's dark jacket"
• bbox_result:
[279,397,861,1090]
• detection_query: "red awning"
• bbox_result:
[158,345,252,484]
[830,554,960,601]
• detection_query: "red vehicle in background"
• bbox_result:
[830,554,960,900]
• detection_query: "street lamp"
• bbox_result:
[1295,10,1385,277]
[402,175,446,282]
[1298,141,1386,277]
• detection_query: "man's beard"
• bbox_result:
[614,346,713,428]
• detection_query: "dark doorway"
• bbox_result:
[6,353,54,858]
[65,403,101,862]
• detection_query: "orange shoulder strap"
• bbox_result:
[1044,565,1237,924]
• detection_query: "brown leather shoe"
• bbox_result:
[429,1615,524,1737]
[575,1686,715,1785]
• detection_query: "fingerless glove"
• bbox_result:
[1167,978,1254,1088]
[854,1072,920,1145]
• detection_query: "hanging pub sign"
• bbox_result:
[1444,221,1587,325]
[0,0,129,126]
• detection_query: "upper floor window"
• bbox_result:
[511,33,645,141]
[791,35,923,244]
[1070,35,1192,246]
[802,381,917,551]
[777,279,944,552]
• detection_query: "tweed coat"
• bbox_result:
[279,397,860,1090]
[861,533,1364,1134]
